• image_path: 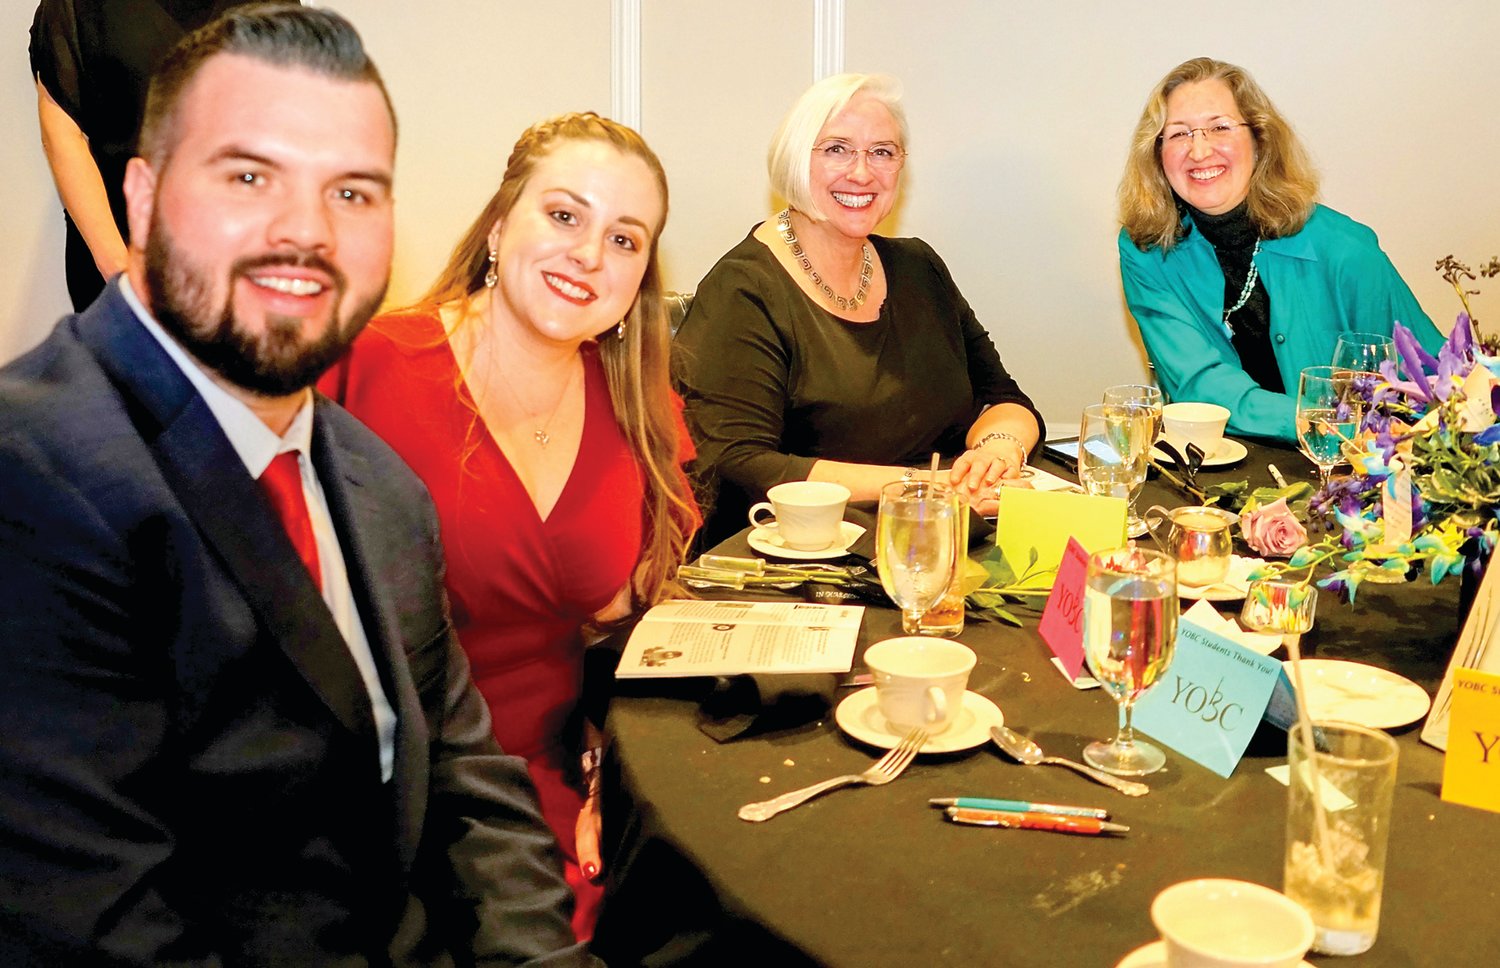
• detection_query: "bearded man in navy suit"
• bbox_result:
[0,5,598,964]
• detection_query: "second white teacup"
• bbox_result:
[1151,878,1314,968]
[863,637,976,734]
[1162,402,1231,458]
[747,481,851,551]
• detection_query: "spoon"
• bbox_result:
[989,725,1150,797]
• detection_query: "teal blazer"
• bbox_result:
[1118,204,1444,441]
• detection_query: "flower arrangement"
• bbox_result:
[1239,314,1500,600]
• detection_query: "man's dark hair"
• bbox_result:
[138,2,396,164]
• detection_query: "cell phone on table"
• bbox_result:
[1043,436,1118,465]
[1043,436,1080,462]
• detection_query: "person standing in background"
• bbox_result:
[30,0,293,309]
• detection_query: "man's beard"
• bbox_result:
[144,215,387,397]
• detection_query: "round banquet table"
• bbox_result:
[591,438,1499,966]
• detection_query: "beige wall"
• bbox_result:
[4,1,1498,429]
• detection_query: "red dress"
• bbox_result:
[320,311,670,940]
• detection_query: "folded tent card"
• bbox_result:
[1440,667,1500,814]
[1131,616,1286,778]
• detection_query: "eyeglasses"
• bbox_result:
[812,140,906,173]
[1158,120,1252,149]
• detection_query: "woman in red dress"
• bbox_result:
[321,113,698,941]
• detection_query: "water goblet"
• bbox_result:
[1102,384,1164,445]
[1102,386,1164,536]
[1078,403,1153,537]
[1082,545,1178,776]
[876,480,960,635]
[1295,366,1361,491]
[1332,332,1396,376]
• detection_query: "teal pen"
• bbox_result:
[928,797,1110,820]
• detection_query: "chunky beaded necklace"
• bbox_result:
[776,208,872,311]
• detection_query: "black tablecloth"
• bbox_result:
[594,440,1498,966]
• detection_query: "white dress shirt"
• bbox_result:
[121,276,397,782]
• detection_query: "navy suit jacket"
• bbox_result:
[0,286,597,966]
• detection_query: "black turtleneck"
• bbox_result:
[1189,202,1282,394]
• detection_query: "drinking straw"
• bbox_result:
[930,451,941,482]
[1283,633,1335,870]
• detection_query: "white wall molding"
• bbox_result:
[813,0,844,79]
[611,0,642,129]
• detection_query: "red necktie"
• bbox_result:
[259,451,322,591]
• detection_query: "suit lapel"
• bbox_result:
[74,291,377,744]
[312,408,429,858]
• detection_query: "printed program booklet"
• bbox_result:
[615,600,864,677]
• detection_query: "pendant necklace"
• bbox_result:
[776,208,872,311]
[508,361,578,447]
[471,321,580,447]
[1222,238,1262,335]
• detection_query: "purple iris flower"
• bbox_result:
[1391,322,1441,400]
[1317,574,1350,601]
[1451,313,1475,361]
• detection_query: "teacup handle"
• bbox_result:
[925,686,947,724]
[1142,504,1173,551]
[747,502,776,530]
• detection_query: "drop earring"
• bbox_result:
[615,319,626,339]
[483,249,498,289]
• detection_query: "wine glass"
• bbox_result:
[876,479,960,635]
[1082,545,1178,776]
[1332,332,1397,376]
[1102,385,1164,534]
[1078,403,1153,537]
[1295,365,1361,491]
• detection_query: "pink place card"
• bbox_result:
[1039,537,1090,681]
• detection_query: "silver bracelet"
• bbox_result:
[974,431,1023,451]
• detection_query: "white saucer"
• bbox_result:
[1152,438,1249,468]
[1177,555,1268,601]
[834,687,1003,753]
[1284,658,1431,729]
[1117,940,1312,968]
[747,520,865,560]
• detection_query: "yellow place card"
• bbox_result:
[1441,666,1500,814]
[993,487,1127,590]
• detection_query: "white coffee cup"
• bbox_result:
[747,481,851,551]
[862,637,976,734]
[1162,402,1231,458]
[1151,879,1314,968]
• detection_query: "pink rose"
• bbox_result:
[1239,497,1308,558]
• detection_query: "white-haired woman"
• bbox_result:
[677,73,1042,544]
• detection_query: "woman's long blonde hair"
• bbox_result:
[419,112,698,609]
[1118,57,1320,252]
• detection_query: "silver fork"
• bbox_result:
[737,728,928,822]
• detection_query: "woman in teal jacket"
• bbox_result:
[1117,57,1443,442]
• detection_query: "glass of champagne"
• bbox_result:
[1332,332,1396,376]
[1102,385,1164,535]
[1078,403,1153,536]
[876,480,960,635]
[1296,366,1360,491]
[1082,545,1178,776]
